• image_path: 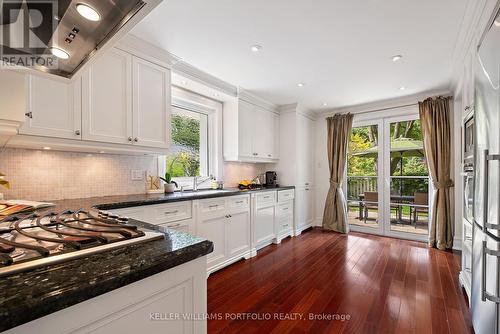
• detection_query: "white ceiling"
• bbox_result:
[132,0,468,110]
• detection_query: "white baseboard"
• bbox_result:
[453,237,462,251]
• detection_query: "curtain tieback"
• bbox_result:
[433,179,454,189]
[330,180,341,188]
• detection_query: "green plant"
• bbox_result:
[160,172,178,187]
[0,173,10,189]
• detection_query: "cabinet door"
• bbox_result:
[82,48,133,144]
[196,214,227,267]
[253,107,273,159]
[132,57,171,148]
[272,113,280,159]
[254,205,275,245]
[238,100,254,158]
[20,75,81,139]
[227,211,251,258]
[305,186,315,225]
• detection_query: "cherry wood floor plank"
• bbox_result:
[207,229,473,334]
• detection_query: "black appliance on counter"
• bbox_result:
[265,171,278,187]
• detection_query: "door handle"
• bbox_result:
[484,150,500,232]
[482,241,500,303]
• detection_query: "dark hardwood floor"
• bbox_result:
[207,229,473,334]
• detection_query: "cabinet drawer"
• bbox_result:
[277,202,293,217]
[227,195,250,212]
[278,216,293,234]
[278,189,294,203]
[256,191,277,207]
[199,198,226,214]
[146,201,192,225]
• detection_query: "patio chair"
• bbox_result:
[362,191,401,224]
[412,192,429,227]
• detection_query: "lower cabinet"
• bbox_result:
[195,195,251,274]
[295,186,315,235]
[6,256,208,334]
[252,191,277,250]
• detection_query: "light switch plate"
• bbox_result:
[131,170,144,181]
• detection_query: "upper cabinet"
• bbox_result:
[19,74,82,140]
[82,48,133,145]
[224,96,280,163]
[15,43,172,154]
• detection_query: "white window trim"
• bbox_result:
[159,87,223,190]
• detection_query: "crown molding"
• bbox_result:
[238,89,278,111]
[317,89,451,118]
[172,61,238,97]
[116,34,180,69]
[277,103,316,120]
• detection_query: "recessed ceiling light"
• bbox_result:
[76,3,101,21]
[250,45,262,52]
[42,146,51,150]
[399,86,406,91]
[49,47,69,59]
[322,102,328,107]
[495,20,500,27]
[392,55,403,62]
[297,83,305,87]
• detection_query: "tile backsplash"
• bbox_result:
[0,148,274,201]
[0,148,158,201]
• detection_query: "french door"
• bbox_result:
[345,114,430,242]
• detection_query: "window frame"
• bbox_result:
[159,87,223,190]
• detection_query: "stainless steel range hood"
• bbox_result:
[0,0,161,78]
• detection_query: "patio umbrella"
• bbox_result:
[351,138,424,158]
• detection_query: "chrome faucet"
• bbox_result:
[193,175,214,192]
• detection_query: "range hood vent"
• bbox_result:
[1,0,147,78]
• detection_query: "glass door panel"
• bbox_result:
[387,120,430,236]
[347,124,381,231]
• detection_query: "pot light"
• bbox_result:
[99,151,105,154]
[322,102,328,107]
[399,86,406,91]
[251,45,262,52]
[42,146,51,150]
[49,47,69,59]
[495,20,500,27]
[76,3,101,21]
[392,55,403,62]
[297,82,305,87]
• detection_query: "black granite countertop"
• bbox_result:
[0,185,294,331]
[0,215,213,332]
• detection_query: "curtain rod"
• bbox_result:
[325,95,452,118]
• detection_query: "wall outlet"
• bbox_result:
[131,170,144,181]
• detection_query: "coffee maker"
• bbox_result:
[265,171,278,187]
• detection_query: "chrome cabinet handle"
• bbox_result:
[75,130,81,136]
[164,210,179,215]
[209,204,219,208]
[134,137,139,142]
[264,196,270,199]
[225,214,232,218]
[235,201,244,204]
[128,137,133,142]
[25,112,33,119]
[482,241,500,303]
[484,150,500,231]
[268,154,272,157]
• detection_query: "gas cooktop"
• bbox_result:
[0,210,163,277]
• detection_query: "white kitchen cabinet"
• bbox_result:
[275,105,316,235]
[20,74,81,140]
[195,195,252,274]
[82,48,133,145]
[224,96,280,162]
[226,210,251,258]
[132,56,170,148]
[0,70,25,147]
[276,189,294,243]
[252,191,277,250]
[196,213,227,270]
[6,256,208,334]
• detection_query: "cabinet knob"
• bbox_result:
[134,137,139,142]
[268,154,272,157]
[25,112,33,119]
[128,137,133,142]
[75,130,80,136]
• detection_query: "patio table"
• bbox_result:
[357,194,415,221]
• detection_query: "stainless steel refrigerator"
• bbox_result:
[472,10,500,334]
